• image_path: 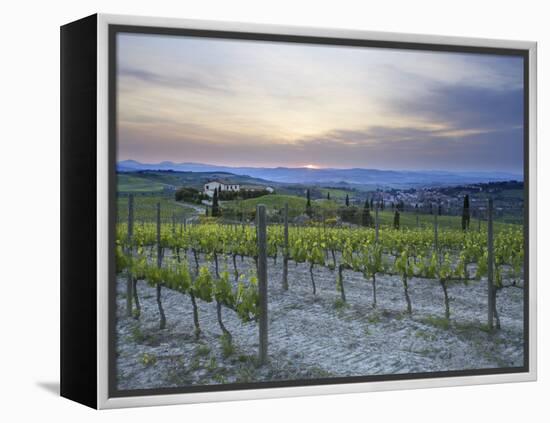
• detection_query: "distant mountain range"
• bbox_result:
[117,160,522,188]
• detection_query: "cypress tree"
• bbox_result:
[305,189,312,217]
[345,194,349,207]
[212,187,220,217]
[438,203,442,216]
[393,210,400,229]
[461,195,470,231]
[327,191,330,200]
[362,199,373,227]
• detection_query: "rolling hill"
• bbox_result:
[118,160,521,189]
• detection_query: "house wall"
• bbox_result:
[204,182,240,192]
[204,181,223,192]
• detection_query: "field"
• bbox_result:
[116,254,523,389]
[221,194,341,218]
[372,209,516,232]
[219,193,519,232]
[117,174,166,193]
[114,197,525,390]
[117,195,199,222]
[318,187,354,200]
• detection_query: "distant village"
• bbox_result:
[344,180,523,218]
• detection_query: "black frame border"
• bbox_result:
[60,14,98,409]
[107,24,530,399]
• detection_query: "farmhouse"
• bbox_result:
[203,181,240,197]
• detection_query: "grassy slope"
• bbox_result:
[223,194,519,231]
[117,195,197,222]
[222,194,341,215]
[118,172,521,230]
[117,174,165,192]
[343,209,517,231]
[376,210,466,231]
[318,187,352,200]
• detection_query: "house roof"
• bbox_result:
[204,180,239,186]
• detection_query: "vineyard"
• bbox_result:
[115,196,525,389]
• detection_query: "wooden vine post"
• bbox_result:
[487,199,495,330]
[375,205,379,243]
[156,202,166,329]
[478,211,481,232]
[434,213,439,253]
[257,204,268,365]
[126,194,134,317]
[282,202,289,291]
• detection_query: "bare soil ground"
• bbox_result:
[116,253,524,390]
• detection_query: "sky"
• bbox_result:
[116,32,524,174]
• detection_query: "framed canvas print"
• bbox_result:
[60,14,537,409]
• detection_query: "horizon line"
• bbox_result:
[117,159,523,176]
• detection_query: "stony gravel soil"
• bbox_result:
[116,252,524,391]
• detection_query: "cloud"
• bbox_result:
[118,118,523,173]
[300,123,522,172]
[390,82,523,131]
[116,33,524,173]
[119,66,232,94]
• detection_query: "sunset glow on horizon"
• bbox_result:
[117,33,524,173]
